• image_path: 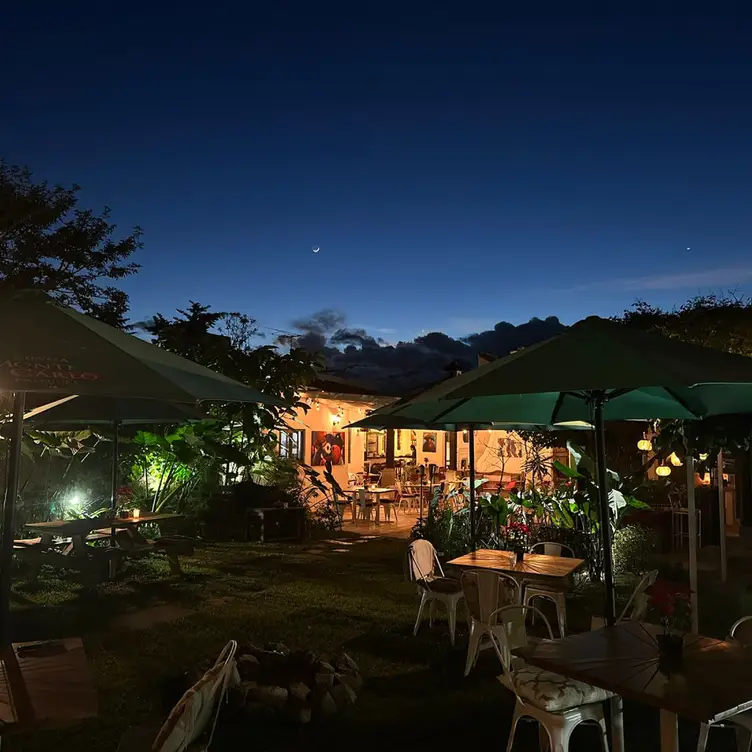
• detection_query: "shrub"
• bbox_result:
[613,524,658,575]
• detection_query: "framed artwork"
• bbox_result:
[311,431,346,466]
[422,432,437,453]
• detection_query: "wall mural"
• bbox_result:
[311,431,346,466]
[498,434,522,458]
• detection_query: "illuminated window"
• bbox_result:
[278,430,305,461]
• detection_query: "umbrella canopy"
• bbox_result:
[345,412,591,431]
[0,290,286,406]
[22,395,207,427]
[384,316,752,627]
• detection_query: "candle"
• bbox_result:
[133,509,140,519]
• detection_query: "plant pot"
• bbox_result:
[515,549,525,563]
[656,632,684,675]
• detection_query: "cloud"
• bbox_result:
[279,310,566,394]
[575,266,752,293]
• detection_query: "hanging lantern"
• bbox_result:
[637,435,652,452]
[668,452,683,467]
[656,464,671,477]
[699,453,709,461]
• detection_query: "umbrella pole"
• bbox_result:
[593,397,616,625]
[0,392,26,645]
[718,450,727,583]
[110,420,121,549]
[686,438,699,633]
[468,427,476,551]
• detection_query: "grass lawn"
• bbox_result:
[5,531,750,751]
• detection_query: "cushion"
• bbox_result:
[418,576,462,594]
[498,663,613,712]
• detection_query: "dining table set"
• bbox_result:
[446,546,752,752]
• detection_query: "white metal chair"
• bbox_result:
[523,542,575,637]
[590,569,658,630]
[119,640,240,752]
[405,539,465,646]
[353,488,376,523]
[333,488,355,523]
[380,488,399,523]
[493,605,612,752]
[697,615,752,752]
[461,569,521,676]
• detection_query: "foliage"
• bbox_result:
[619,293,752,357]
[646,579,692,632]
[612,524,658,576]
[128,422,250,514]
[299,464,346,532]
[0,160,142,327]
[517,429,557,487]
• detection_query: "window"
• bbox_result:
[278,430,305,461]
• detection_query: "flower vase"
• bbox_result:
[656,632,684,675]
[515,548,525,563]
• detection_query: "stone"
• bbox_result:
[288,681,310,703]
[312,688,337,718]
[331,682,357,708]
[334,672,362,692]
[234,680,258,702]
[314,672,335,689]
[285,695,312,724]
[264,641,290,655]
[336,653,359,673]
[249,684,288,711]
[289,649,317,669]
[316,660,335,675]
[245,701,275,720]
[237,654,260,680]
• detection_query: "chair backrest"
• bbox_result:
[405,539,441,583]
[461,569,520,624]
[380,468,397,487]
[619,568,658,622]
[488,604,553,678]
[530,541,574,558]
[729,616,752,645]
[445,469,458,482]
[152,640,239,752]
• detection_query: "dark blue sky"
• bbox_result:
[3,3,752,342]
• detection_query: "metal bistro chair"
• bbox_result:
[590,569,659,630]
[522,542,575,637]
[405,539,465,646]
[697,615,752,752]
[461,569,521,676]
[494,605,612,752]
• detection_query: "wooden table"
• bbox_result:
[350,487,397,524]
[0,638,97,735]
[448,548,584,579]
[514,621,752,752]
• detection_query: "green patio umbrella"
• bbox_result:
[23,394,208,515]
[0,290,287,643]
[380,316,752,625]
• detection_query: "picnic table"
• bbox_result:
[447,548,584,579]
[0,638,97,738]
[514,621,752,752]
[18,513,189,582]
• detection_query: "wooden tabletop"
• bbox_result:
[448,548,584,578]
[514,621,752,724]
[26,512,183,534]
[0,638,97,731]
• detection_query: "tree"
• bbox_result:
[618,294,752,356]
[0,161,142,327]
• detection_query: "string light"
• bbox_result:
[699,453,709,461]
[656,464,671,477]
[668,452,683,467]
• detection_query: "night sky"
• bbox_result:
[3,3,752,343]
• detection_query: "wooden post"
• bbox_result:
[448,431,458,470]
[385,429,395,469]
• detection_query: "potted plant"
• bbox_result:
[506,520,530,562]
[645,579,692,674]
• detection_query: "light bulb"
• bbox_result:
[669,452,683,467]
[656,464,671,477]
[699,453,708,461]
[637,438,652,452]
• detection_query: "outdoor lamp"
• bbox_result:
[699,453,709,461]
[668,452,683,467]
[133,508,140,519]
[656,464,671,477]
[637,434,652,452]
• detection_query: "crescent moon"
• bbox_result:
[312,246,320,253]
